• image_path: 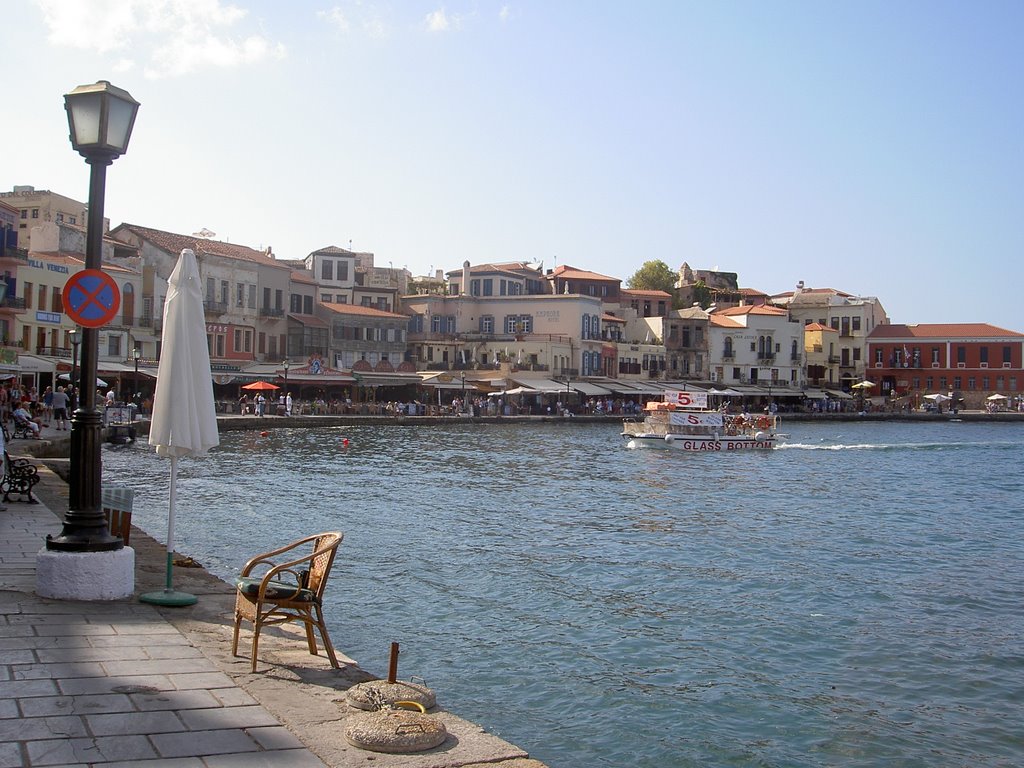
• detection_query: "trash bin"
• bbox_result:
[102,486,134,545]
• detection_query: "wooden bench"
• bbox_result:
[2,451,40,503]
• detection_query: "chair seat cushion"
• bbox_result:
[236,576,315,602]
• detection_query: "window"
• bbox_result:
[723,336,734,356]
[321,260,333,280]
[505,315,517,334]
[38,284,46,308]
[957,346,966,364]
[107,334,121,356]
[234,329,242,351]
[932,347,940,365]
[51,286,61,312]
[19,210,26,219]
[852,317,861,331]
[967,377,976,389]
[31,209,39,219]
[236,284,245,307]
[980,347,989,364]
[470,279,480,296]
[853,348,861,361]
[732,367,741,380]
[220,280,229,304]
[875,348,884,365]
[275,290,283,310]
[320,294,332,303]
[431,316,441,333]
[248,285,256,308]
[482,279,493,296]
[303,296,313,314]
[290,294,302,313]
[338,262,349,281]
[499,280,507,296]
[1003,346,1012,365]
[481,316,494,333]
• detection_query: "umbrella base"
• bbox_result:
[140,589,197,607]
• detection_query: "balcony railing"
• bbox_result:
[260,306,285,318]
[204,300,228,315]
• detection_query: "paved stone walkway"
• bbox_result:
[0,459,545,768]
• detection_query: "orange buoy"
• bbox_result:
[260,431,269,437]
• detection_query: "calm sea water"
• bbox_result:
[101,420,1024,768]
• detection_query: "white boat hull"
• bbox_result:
[623,433,776,451]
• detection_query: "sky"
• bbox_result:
[3,0,1023,331]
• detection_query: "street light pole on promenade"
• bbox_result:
[39,81,139,600]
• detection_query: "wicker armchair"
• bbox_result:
[231,532,343,672]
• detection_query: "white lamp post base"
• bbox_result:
[36,547,135,600]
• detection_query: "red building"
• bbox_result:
[866,323,1024,408]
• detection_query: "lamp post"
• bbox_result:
[283,359,290,415]
[131,346,141,397]
[47,81,139,553]
[460,371,466,413]
[70,329,82,389]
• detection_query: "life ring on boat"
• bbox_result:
[664,433,675,443]
[732,415,746,426]
[755,416,771,430]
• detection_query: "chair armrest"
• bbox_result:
[238,533,323,576]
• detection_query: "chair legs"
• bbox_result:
[232,602,340,672]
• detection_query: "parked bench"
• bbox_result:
[2,451,40,503]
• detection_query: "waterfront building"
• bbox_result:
[0,220,147,394]
[803,322,841,387]
[708,304,805,392]
[0,186,90,252]
[109,223,292,366]
[403,289,604,379]
[664,305,710,380]
[866,322,1024,409]
[770,283,889,389]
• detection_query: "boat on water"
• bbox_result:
[622,390,779,451]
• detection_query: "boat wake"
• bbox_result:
[779,440,1020,452]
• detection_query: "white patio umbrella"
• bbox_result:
[924,393,952,402]
[141,249,220,607]
[986,393,1007,401]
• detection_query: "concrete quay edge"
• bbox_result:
[0,462,548,768]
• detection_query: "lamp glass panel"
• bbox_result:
[68,92,103,146]
[106,97,136,151]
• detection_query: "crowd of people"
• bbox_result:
[0,381,77,436]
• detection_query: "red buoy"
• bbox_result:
[260,431,269,437]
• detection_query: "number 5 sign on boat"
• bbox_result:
[63,270,121,328]
[664,390,708,409]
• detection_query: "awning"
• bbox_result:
[509,377,572,394]
[288,313,329,327]
[825,389,853,399]
[572,382,612,396]
[16,354,56,373]
[354,372,422,387]
[803,389,829,399]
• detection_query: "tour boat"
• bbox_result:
[622,391,778,451]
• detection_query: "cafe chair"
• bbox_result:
[231,532,343,672]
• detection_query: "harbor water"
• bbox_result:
[101,420,1024,767]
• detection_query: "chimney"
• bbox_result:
[461,260,470,296]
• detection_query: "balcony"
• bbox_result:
[758,353,776,363]
[828,355,841,364]
[260,306,285,318]
[204,300,228,315]
[0,296,26,311]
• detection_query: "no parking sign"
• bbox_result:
[63,270,121,328]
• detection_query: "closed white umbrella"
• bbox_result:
[141,249,220,607]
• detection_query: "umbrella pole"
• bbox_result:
[140,456,197,607]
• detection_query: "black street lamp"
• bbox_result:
[460,370,466,412]
[283,359,290,414]
[132,346,141,395]
[69,328,82,388]
[48,81,139,553]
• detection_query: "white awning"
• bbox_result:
[16,354,56,373]
[510,377,572,394]
[572,382,612,396]
[803,389,829,399]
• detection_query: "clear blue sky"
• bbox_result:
[4,1,1022,330]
